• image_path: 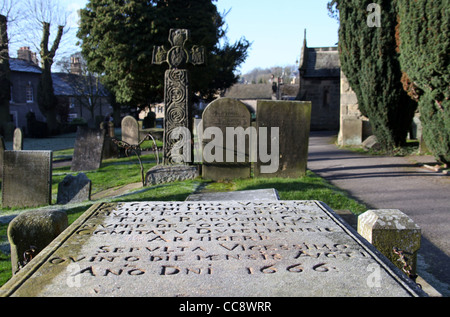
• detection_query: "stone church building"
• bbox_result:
[296,34,341,131]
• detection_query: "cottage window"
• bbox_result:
[26,82,33,103]
[69,97,75,109]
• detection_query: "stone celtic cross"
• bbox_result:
[152,29,205,165]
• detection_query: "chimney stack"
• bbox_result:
[17,47,38,65]
[70,56,82,75]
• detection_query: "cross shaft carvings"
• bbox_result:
[152,29,205,165]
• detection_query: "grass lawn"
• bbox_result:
[0,150,367,287]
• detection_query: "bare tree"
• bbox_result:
[56,53,107,126]
[23,0,69,133]
[0,0,20,128]
[0,13,12,127]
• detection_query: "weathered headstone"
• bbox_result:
[0,201,426,297]
[7,209,68,275]
[1,151,52,208]
[121,116,140,146]
[152,29,205,165]
[13,128,23,151]
[71,127,105,172]
[255,100,311,178]
[358,209,422,277]
[57,173,92,205]
[201,98,252,181]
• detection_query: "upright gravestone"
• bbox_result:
[13,128,23,151]
[1,151,52,208]
[71,127,105,172]
[201,98,252,181]
[121,116,140,146]
[152,29,205,165]
[0,201,426,297]
[255,100,311,178]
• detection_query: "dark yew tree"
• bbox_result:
[37,22,64,134]
[396,0,449,164]
[77,0,250,110]
[328,0,417,151]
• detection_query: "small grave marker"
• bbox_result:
[13,128,23,151]
[121,116,140,146]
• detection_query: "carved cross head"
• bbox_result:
[152,29,206,69]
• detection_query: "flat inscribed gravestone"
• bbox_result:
[71,127,105,172]
[1,151,52,208]
[201,98,251,181]
[255,100,311,178]
[0,201,425,297]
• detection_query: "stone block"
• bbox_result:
[358,209,421,276]
[7,209,68,275]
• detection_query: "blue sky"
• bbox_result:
[215,0,339,74]
[16,0,339,75]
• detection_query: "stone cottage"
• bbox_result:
[8,47,111,135]
[9,48,44,130]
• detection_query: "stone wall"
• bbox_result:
[298,77,340,131]
[338,71,371,146]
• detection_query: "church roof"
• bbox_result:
[300,47,340,78]
[9,59,42,74]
